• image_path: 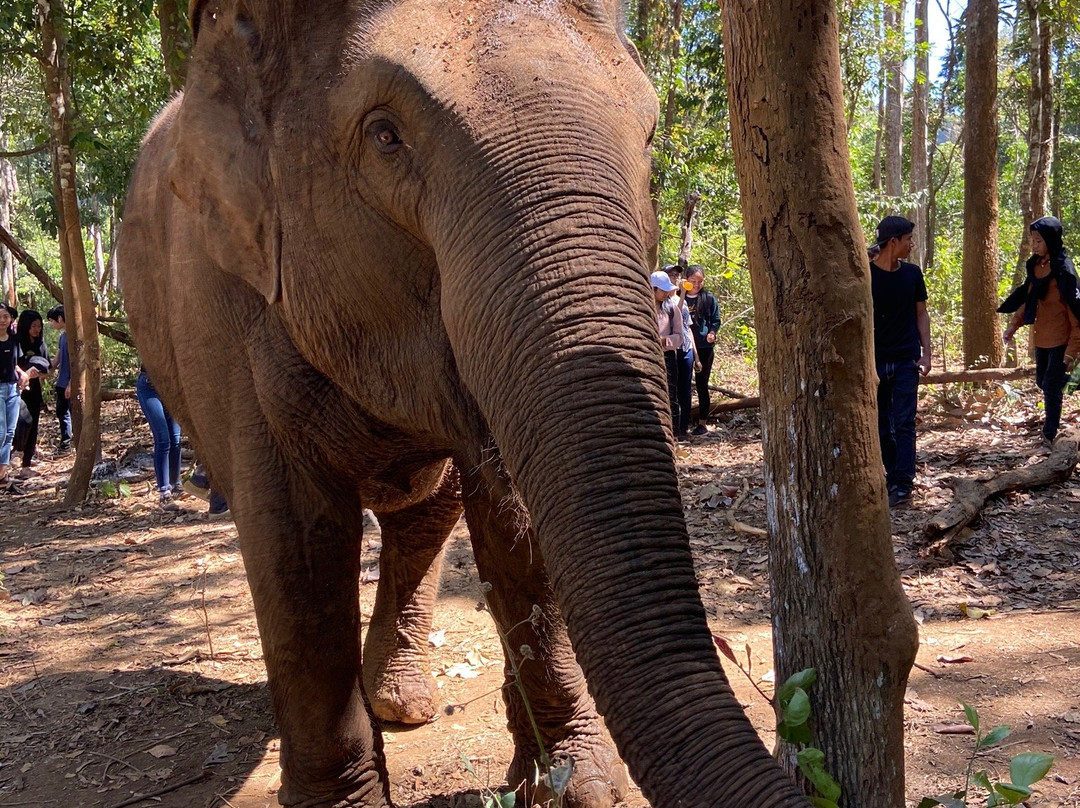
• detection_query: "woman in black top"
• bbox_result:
[15,310,50,475]
[1,305,31,494]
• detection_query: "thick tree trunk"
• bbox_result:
[156,0,189,94]
[962,0,1002,369]
[910,0,929,269]
[0,103,16,307]
[38,0,102,505]
[884,0,905,198]
[721,0,919,805]
[661,0,684,141]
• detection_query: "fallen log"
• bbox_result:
[919,366,1033,385]
[922,430,1079,553]
[696,367,1035,421]
[102,388,136,401]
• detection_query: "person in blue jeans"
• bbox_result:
[136,367,182,510]
[47,305,72,454]
[0,305,31,496]
[664,265,695,439]
[870,216,933,508]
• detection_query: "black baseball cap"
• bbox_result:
[875,216,915,246]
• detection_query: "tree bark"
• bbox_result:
[678,191,700,268]
[156,0,189,94]
[0,101,17,307]
[38,0,102,505]
[910,0,929,269]
[661,0,684,142]
[884,0,905,198]
[634,0,654,59]
[1013,1,1053,287]
[962,0,1002,369]
[721,0,919,804]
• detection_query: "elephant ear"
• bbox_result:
[170,0,281,304]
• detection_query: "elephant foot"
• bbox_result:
[367,668,439,725]
[508,735,629,808]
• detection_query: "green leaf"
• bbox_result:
[777,668,817,704]
[916,794,967,808]
[972,771,994,792]
[796,747,841,803]
[809,799,840,808]
[1009,752,1053,787]
[960,701,979,735]
[980,725,1011,748]
[776,719,812,745]
[458,753,477,777]
[499,791,516,808]
[783,687,812,727]
[992,782,1032,803]
[118,481,132,498]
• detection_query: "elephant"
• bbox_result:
[117,2,811,807]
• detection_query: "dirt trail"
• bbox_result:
[1,397,1079,808]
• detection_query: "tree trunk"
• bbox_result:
[721,0,919,804]
[156,0,189,94]
[0,102,17,307]
[661,0,684,142]
[38,0,102,505]
[678,191,700,268]
[962,0,1002,369]
[884,0,905,198]
[910,0,929,269]
[1013,1,1052,286]
[873,53,884,193]
[634,0,654,59]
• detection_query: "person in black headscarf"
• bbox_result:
[14,309,50,476]
[1000,216,1080,443]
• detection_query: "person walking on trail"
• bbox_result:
[870,216,932,509]
[663,265,695,439]
[136,365,182,510]
[47,305,72,455]
[652,270,683,437]
[685,265,721,435]
[999,216,1080,444]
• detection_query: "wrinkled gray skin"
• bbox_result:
[118,1,810,807]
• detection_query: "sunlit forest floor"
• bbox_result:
[1,373,1078,808]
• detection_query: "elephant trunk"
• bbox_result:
[437,157,807,807]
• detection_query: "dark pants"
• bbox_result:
[136,372,181,493]
[664,350,680,435]
[56,385,72,444]
[877,359,919,493]
[675,348,694,436]
[1036,344,1068,442]
[693,341,715,422]
[19,381,42,467]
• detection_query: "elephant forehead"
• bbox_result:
[349,0,640,114]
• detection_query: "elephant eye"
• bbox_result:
[368,120,403,154]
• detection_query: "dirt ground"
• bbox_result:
[1,384,1079,808]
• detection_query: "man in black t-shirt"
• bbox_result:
[871,216,932,508]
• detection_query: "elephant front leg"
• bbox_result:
[364,467,463,724]
[459,466,628,808]
[237,483,390,808]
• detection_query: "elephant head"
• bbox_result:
[138,1,808,805]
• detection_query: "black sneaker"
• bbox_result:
[56,441,72,456]
[691,424,708,436]
[159,490,179,511]
[888,487,912,509]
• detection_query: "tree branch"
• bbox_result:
[0,222,135,347]
[0,143,49,159]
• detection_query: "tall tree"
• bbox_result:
[883,0,905,198]
[38,0,102,503]
[1013,0,1053,285]
[156,0,189,94]
[962,0,1003,368]
[909,0,929,269]
[722,2,919,807]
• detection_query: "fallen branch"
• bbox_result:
[102,387,136,401]
[922,430,1079,553]
[105,770,211,808]
[0,222,134,347]
[726,479,767,538]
